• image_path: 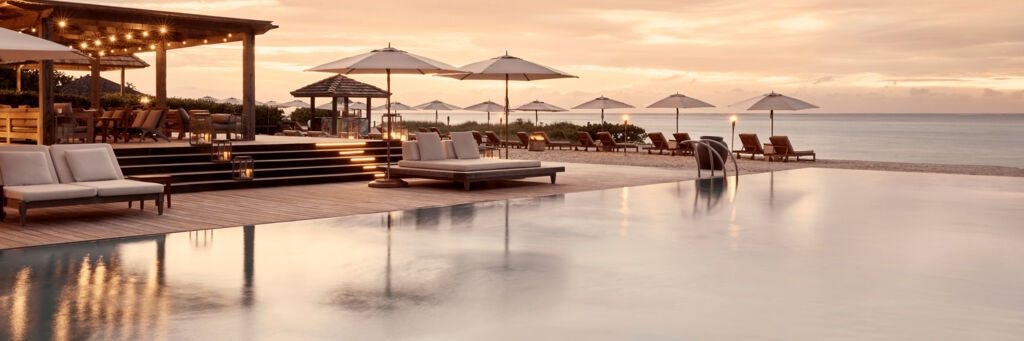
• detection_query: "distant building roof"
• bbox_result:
[290,75,390,98]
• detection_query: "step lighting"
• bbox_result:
[338,150,363,155]
[362,165,377,170]
[351,157,376,162]
[374,173,385,178]
[316,142,366,148]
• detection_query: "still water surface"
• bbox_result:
[1,169,1023,340]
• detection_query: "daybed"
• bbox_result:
[0,144,164,225]
[389,132,564,190]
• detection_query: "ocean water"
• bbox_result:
[394,112,1024,168]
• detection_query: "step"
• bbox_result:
[120,155,399,175]
[113,141,392,156]
[134,163,387,183]
[115,146,400,165]
[170,172,379,193]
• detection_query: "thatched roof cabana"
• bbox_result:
[290,75,390,134]
[0,0,277,143]
[2,54,148,94]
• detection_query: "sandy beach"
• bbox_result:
[507,148,1024,178]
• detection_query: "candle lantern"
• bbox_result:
[211,140,232,163]
[190,113,213,145]
[381,113,407,141]
[232,156,255,181]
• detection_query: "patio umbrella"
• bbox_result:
[515,100,566,125]
[0,27,90,61]
[415,100,462,124]
[744,92,818,136]
[372,102,416,113]
[199,96,220,103]
[440,53,577,158]
[647,93,715,133]
[572,96,633,124]
[278,99,309,107]
[263,100,281,107]
[308,44,460,188]
[464,100,505,124]
[221,97,243,105]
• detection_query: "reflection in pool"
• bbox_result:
[2,168,1023,340]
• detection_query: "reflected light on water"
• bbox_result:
[9,267,30,341]
[620,187,630,233]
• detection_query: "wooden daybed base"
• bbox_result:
[389,165,565,190]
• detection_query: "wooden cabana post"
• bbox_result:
[90,54,101,108]
[38,16,56,145]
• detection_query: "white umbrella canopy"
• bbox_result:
[464,100,506,124]
[572,96,634,124]
[744,92,818,136]
[263,100,281,107]
[439,53,578,158]
[220,97,243,105]
[199,96,220,103]
[278,100,309,107]
[515,100,566,124]
[647,93,715,133]
[416,100,462,124]
[0,27,91,62]
[307,44,460,187]
[372,102,416,112]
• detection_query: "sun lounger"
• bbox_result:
[733,133,769,160]
[0,144,164,225]
[535,131,574,150]
[391,132,564,190]
[576,132,600,151]
[485,131,522,148]
[768,136,816,162]
[516,132,531,147]
[644,132,673,154]
[596,132,639,152]
[671,133,695,156]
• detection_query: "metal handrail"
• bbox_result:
[680,139,740,179]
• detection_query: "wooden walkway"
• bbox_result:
[0,162,698,250]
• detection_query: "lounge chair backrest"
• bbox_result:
[485,131,501,142]
[576,132,597,147]
[430,127,442,134]
[50,144,125,183]
[130,110,150,129]
[176,108,191,125]
[418,127,429,132]
[111,110,125,119]
[596,132,617,146]
[471,131,484,145]
[413,132,445,160]
[769,136,793,155]
[738,134,763,153]
[672,133,691,143]
[516,132,530,145]
[0,145,59,186]
[142,109,165,131]
[443,140,457,159]
[649,132,669,148]
[539,131,556,142]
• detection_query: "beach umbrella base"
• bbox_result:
[368,178,409,188]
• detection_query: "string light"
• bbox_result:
[159,26,167,34]
[142,31,149,37]
[182,41,187,45]
[99,51,105,56]
[109,35,116,42]
[203,39,208,43]
[94,39,102,46]
[222,38,227,42]
[31,28,36,33]
[227,33,232,37]
[149,44,155,50]
[57,20,66,28]
[126,33,132,39]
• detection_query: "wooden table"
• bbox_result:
[127,174,173,208]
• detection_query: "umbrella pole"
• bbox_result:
[601,109,605,125]
[370,68,407,188]
[535,110,538,125]
[435,109,438,125]
[675,108,680,133]
[487,111,490,125]
[504,74,510,159]
[770,109,774,136]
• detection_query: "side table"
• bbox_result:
[127,174,173,209]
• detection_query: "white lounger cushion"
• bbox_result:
[50,144,125,183]
[398,159,541,172]
[65,148,120,182]
[443,140,457,159]
[75,179,164,196]
[450,132,480,159]
[402,141,420,161]
[0,151,56,186]
[3,184,97,202]
[415,132,445,160]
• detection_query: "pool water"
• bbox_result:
[2,168,1023,340]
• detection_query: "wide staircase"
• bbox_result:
[113,141,400,193]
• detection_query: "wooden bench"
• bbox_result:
[0,108,43,144]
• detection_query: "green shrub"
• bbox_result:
[289,107,336,125]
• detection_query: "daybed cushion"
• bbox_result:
[415,132,445,161]
[450,132,480,159]
[50,144,125,183]
[212,113,233,124]
[3,184,96,202]
[65,148,119,182]
[0,151,56,186]
[142,109,162,129]
[130,110,149,129]
[74,179,163,196]
[443,140,457,159]
[402,141,420,161]
[398,159,541,172]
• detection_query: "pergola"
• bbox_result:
[289,75,390,135]
[1,54,148,95]
[0,0,277,143]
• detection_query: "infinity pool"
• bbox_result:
[2,168,1023,340]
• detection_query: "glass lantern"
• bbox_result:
[190,113,213,145]
[232,156,255,181]
[211,140,232,163]
[381,113,407,141]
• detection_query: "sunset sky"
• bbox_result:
[86,0,1023,113]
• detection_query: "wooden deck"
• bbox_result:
[0,162,699,250]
